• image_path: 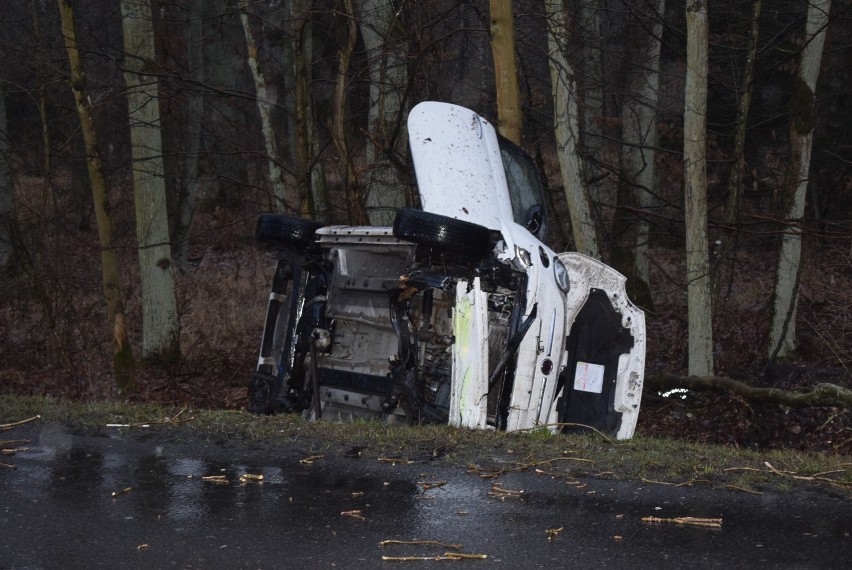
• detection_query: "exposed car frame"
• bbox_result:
[248,102,645,439]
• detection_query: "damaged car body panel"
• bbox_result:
[248,102,646,439]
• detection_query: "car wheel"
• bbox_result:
[393,208,492,257]
[248,371,296,414]
[256,214,323,249]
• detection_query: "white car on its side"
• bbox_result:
[248,101,645,439]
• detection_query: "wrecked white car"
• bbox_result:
[248,101,645,439]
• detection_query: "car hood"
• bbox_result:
[408,101,514,232]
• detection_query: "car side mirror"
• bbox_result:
[525,205,544,236]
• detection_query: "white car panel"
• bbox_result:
[408,102,514,232]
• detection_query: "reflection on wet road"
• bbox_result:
[1,423,849,568]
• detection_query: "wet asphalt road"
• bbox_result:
[1,422,849,569]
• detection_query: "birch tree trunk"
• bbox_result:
[768,0,832,359]
[684,0,713,376]
[57,0,135,389]
[239,0,291,214]
[121,0,179,359]
[0,88,14,269]
[357,0,409,227]
[545,0,600,259]
[490,0,522,145]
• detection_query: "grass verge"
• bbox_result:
[2,395,849,496]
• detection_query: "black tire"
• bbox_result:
[393,208,492,257]
[247,371,296,414]
[256,214,323,250]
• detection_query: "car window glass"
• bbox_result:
[498,137,549,243]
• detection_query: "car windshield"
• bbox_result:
[498,136,550,244]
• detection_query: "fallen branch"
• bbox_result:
[764,461,852,488]
[201,475,229,484]
[0,439,31,446]
[647,373,852,408]
[379,540,461,550]
[134,407,193,427]
[381,553,487,561]
[489,483,524,499]
[642,516,722,528]
[725,484,762,495]
[725,464,851,489]
[641,477,712,487]
[417,481,447,491]
[467,454,592,479]
[0,415,41,431]
[519,422,615,444]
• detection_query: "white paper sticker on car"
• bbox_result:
[573,362,605,394]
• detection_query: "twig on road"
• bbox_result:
[0,415,41,431]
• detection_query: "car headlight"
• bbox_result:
[553,257,570,292]
[514,245,532,268]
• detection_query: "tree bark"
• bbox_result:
[684,0,713,376]
[724,0,762,224]
[57,0,135,390]
[647,373,852,409]
[175,0,204,271]
[579,1,608,238]
[238,0,291,214]
[768,0,831,359]
[490,0,522,145]
[545,0,601,259]
[121,0,180,360]
[614,0,664,307]
[357,0,409,227]
[332,0,368,225]
[291,0,329,221]
[199,0,247,204]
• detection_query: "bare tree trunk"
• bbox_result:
[57,0,135,390]
[199,0,247,205]
[357,0,409,226]
[291,0,329,221]
[724,0,762,224]
[490,0,522,145]
[121,0,179,360]
[175,0,204,271]
[684,0,713,376]
[239,0,291,214]
[545,0,600,259]
[0,88,14,269]
[579,1,607,237]
[615,0,664,306]
[31,0,54,212]
[768,0,832,359]
[332,0,368,225]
